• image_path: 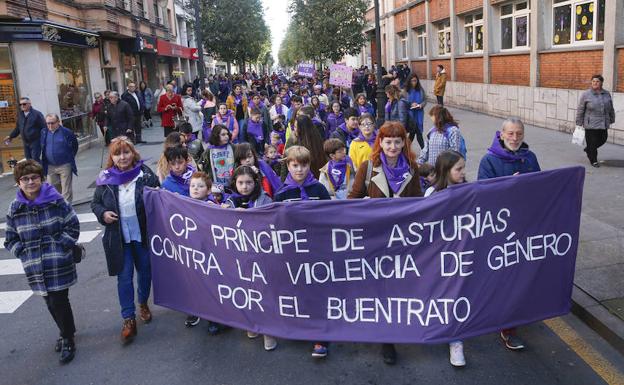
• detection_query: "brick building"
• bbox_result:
[0,0,200,171]
[353,0,624,145]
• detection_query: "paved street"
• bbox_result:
[1,111,623,384]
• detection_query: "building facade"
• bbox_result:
[0,0,199,171]
[355,0,624,145]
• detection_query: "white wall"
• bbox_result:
[87,48,106,98]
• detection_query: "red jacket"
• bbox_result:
[157,93,183,128]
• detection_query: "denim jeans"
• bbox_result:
[117,241,152,319]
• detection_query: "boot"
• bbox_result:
[139,303,152,323]
[121,318,137,344]
[59,338,75,364]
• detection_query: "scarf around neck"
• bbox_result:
[277,171,319,200]
[96,161,144,186]
[356,130,377,147]
[169,164,195,190]
[17,182,63,207]
[327,157,352,190]
[247,119,264,141]
[380,153,410,194]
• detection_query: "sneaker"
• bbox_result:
[54,337,63,352]
[263,335,278,351]
[185,315,200,327]
[311,344,328,358]
[121,318,137,344]
[500,331,525,350]
[59,338,75,364]
[139,303,152,323]
[247,331,259,339]
[449,341,466,367]
[381,343,397,365]
[592,162,600,168]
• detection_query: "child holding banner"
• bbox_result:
[161,146,194,196]
[234,143,282,198]
[423,150,467,367]
[319,138,355,200]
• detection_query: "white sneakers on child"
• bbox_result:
[449,341,466,367]
[247,331,259,339]
[263,335,278,351]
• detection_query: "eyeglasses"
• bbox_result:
[362,122,374,127]
[19,175,41,183]
[19,103,29,106]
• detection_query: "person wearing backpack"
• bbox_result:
[417,105,465,165]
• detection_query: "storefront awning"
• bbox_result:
[0,20,98,48]
[156,39,198,60]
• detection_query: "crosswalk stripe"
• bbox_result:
[0,213,98,230]
[0,290,33,314]
[0,259,24,275]
[0,230,101,250]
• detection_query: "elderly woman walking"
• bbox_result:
[4,160,80,364]
[576,74,616,167]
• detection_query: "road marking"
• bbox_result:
[0,259,24,275]
[0,290,33,314]
[545,318,624,385]
[0,213,98,230]
[0,230,101,250]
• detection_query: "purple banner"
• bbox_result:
[297,63,315,78]
[144,167,584,344]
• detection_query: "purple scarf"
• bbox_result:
[356,130,377,146]
[327,157,352,190]
[358,104,369,115]
[385,101,392,116]
[275,104,283,115]
[169,164,195,187]
[229,192,255,208]
[234,94,242,105]
[16,182,63,207]
[96,161,144,186]
[247,119,264,141]
[258,159,282,193]
[276,171,319,200]
[339,123,360,141]
[380,153,411,194]
[249,100,265,110]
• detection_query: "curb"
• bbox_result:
[571,285,624,355]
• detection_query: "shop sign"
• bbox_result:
[0,22,99,48]
[156,39,197,60]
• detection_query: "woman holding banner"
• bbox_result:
[348,121,422,365]
[91,136,160,345]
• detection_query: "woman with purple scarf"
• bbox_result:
[269,95,289,123]
[91,137,160,345]
[210,103,239,143]
[348,121,422,366]
[5,160,80,364]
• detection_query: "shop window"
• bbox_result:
[501,1,530,50]
[552,0,605,46]
[437,21,451,56]
[51,45,93,139]
[464,12,483,53]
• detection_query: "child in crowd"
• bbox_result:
[274,145,330,357]
[161,146,194,196]
[222,166,276,351]
[348,113,376,170]
[330,107,360,152]
[319,138,355,200]
[272,118,287,144]
[269,129,285,155]
[156,132,196,182]
[179,122,203,166]
[264,144,281,175]
[234,143,282,198]
[200,124,235,193]
[418,163,435,193]
[423,150,467,367]
[326,101,344,139]
[242,108,268,156]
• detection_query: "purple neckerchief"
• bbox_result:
[229,192,255,208]
[385,101,392,115]
[380,152,411,194]
[234,94,242,105]
[247,119,264,141]
[303,95,310,105]
[275,104,284,115]
[208,143,229,150]
[169,164,195,187]
[358,104,369,115]
[338,123,360,141]
[356,130,377,146]
[96,160,144,186]
[327,157,352,190]
[487,131,533,163]
[316,103,326,112]
[276,171,319,200]
[258,159,282,192]
[187,133,197,142]
[16,182,63,207]
[265,155,280,167]
[420,176,432,192]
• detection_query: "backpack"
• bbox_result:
[427,125,467,159]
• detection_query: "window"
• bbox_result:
[464,12,483,53]
[552,0,605,46]
[501,1,530,50]
[415,27,427,57]
[397,32,408,60]
[437,21,451,56]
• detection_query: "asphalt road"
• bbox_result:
[1,204,623,385]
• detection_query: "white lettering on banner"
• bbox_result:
[285,254,421,285]
[169,213,197,240]
[327,297,471,326]
[150,235,223,276]
[440,251,474,277]
[278,296,310,318]
[210,222,309,254]
[236,259,268,284]
[218,284,265,312]
[331,228,365,252]
[487,233,572,270]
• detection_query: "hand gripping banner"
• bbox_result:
[144,167,585,344]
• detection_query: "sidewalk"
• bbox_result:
[0,109,622,352]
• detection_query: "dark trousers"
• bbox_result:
[409,127,425,149]
[133,115,143,142]
[585,129,608,164]
[43,289,76,339]
[436,95,444,106]
[24,140,41,163]
[143,108,151,122]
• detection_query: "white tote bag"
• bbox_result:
[572,125,585,147]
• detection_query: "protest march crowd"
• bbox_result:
[3,65,614,367]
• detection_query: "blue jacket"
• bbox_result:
[9,108,46,144]
[478,131,541,180]
[40,126,78,176]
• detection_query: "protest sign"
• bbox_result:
[144,167,584,344]
[297,63,315,78]
[329,63,353,88]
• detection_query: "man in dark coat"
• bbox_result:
[4,97,46,163]
[104,91,134,141]
[121,82,145,143]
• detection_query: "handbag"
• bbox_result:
[72,244,86,264]
[572,125,585,147]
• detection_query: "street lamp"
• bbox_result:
[373,0,386,125]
